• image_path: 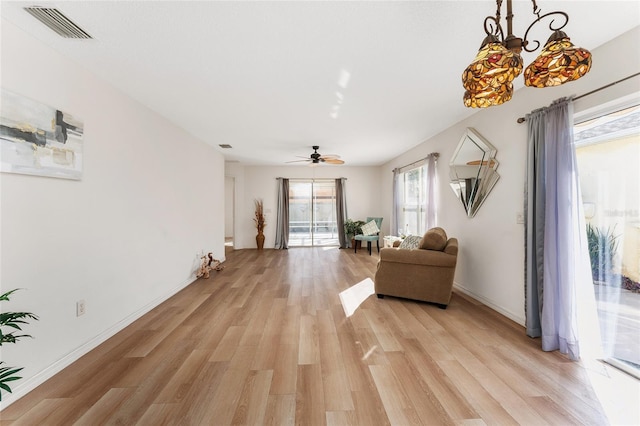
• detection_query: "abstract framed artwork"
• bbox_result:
[1,88,84,180]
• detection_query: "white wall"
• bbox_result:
[0,21,225,408]
[380,26,640,325]
[227,165,381,249]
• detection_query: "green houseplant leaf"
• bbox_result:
[344,219,365,237]
[0,311,38,345]
[586,224,619,282]
[0,363,24,397]
[0,289,38,400]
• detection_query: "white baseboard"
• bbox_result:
[0,276,197,411]
[453,282,525,327]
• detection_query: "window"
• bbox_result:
[400,166,426,236]
[394,156,437,237]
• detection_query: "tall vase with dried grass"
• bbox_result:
[254,199,266,250]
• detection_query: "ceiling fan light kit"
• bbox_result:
[287,146,345,166]
[462,0,592,108]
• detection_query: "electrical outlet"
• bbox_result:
[516,212,525,224]
[76,300,86,317]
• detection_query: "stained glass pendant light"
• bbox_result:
[462,0,592,108]
[524,30,592,87]
[462,35,523,107]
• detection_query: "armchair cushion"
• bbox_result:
[361,220,380,236]
[398,235,421,250]
[419,227,448,251]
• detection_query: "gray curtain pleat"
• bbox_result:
[275,178,289,249]
[336,178,348,249]
[525,107,546,338]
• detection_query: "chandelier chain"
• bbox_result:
[531,0,541,17]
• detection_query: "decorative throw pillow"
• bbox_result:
[361,220,380,236]
[398,235,422,250]
[419,227,448,251]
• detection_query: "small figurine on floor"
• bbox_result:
[207,252,224,272]
[197,252,224,279]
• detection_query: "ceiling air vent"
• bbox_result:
[24,6,92,39]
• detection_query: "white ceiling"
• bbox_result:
[2,1,639,166]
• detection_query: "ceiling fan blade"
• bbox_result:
[289,146,343,165]
[323,158,345,165]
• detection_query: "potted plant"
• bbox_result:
[586,223,618,283]
[0,289,39,401]
[344,219,365,249]
[254,199,266,250]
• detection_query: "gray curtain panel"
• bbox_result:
[274,178,289,249]
[336,178,348,249]
[525,107,546,338]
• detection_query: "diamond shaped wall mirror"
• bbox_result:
[449,128,500,218]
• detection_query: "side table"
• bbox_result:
[383,236,403,248]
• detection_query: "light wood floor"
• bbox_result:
[0,247,618,425]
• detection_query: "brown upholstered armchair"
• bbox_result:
[374,227,458,309]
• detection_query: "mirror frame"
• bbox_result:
[449,128,500,218]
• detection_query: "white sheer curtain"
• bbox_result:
[391,169,401,236]
[526,97,601,360]
[423,154,438,230]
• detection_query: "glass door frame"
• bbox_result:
[288,179,339,247]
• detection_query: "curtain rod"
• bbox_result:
[276,177,347,180]
[516,72,640,124]
[393,152,439,173]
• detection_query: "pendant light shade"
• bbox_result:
[524,31,592,88]
[462,38,523,91]
[464,84,513,108]
[462,37,522,108]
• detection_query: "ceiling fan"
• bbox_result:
[287,145,344,165]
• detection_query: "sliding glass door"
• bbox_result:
[289,180,338,247]
[575,103,640,377]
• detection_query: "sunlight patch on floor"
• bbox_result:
[339,278,374,317]
[584,358,640,425]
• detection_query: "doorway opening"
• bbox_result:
[288,179,339,247]
[225,176,235,252]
